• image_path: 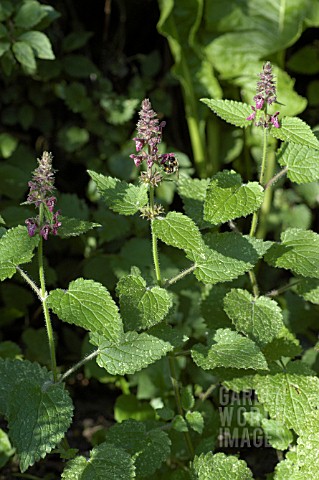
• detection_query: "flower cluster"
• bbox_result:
[25,151,61,240]
[130,98,178,185]
[246,61,280,129]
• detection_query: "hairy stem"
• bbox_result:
[17,266,42,300]
[266,279,301,297]
[249,128,268,238]
[149,185,162,286]
[38,207,58,382]
[264,166,288,191]
[165,264,197,287]
[168,354,194,458]
[58,349,99,383]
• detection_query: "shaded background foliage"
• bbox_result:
[0,0,319,477]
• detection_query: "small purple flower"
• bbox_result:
[254,95,264,110]
[246,106,256,121]
[52,211,62,235]
[133,138,145,152]
[270,112,280,128]
[46,196,56,212]
[25,218,38,237]
[130,154,143,167]
[40,224,50,241]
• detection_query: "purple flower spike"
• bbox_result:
[25,151,62,240]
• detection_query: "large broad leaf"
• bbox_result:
[296,278,319,304]
[47,278,123,342]
[57,216,100,238]
[18,31,54,60]
[177,177,211,228]
[270,116,319,150]
[12,41,36,71]
[255,362,319,435]
[224,289,284,347]
[189,232,271,285]
[116,271,172,330]
[14,1,47,29]
[204,170,264,224]
[0,226,39,281]
[192,452,253,479]
[104,419,171,477]
[62,443,135,480]
[153,211,204,253]
[265,229,319,278]
[88,170,148,215]
[191,328,268,371]
[91,330,173,375]
[205,0,314,80]
[0,359,73,473]
[201,99,252,129]
[277,142,319,183]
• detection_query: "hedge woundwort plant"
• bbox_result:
[1,61,319,479]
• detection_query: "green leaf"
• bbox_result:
[0,226,39,281]
[47,278,123,341]
[104,419,171,477]
[62,443,135,480]
[18,31,54,60]
[91,330,173,375]
[224,289,284,347]
[277,142,319,183]
[62,31,93,53]
[261,419,293,450]
[200,99,252,128]
[181,385,195,410]
[0,359,73,472]
[204,171,264,225]
[265,228,319,278]
[12,41,36,71]
[116,272,172,330]
[255,362,319,435]
[192,452,253,480]
[0,428,14,469]
[189,233,268,285]
[62,54,99,78]
[186,411,204,434]
[0,133,18,158]
[262,326,302,362]
[114,394,155,423]
[58,216,100,238]
[14,1,46,29]
[177,177,211,228]
[58,126,89,152]
[296,278,319,304]
[88,170,148,216]
[270,116,319,149]
[287,45,319,74]
[153,211,204,253]
[191,329,268,371]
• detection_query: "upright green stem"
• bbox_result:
[168,355,194,458]
[38,205,58,382]
[249,128,268,238]
[149,185,162,286]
